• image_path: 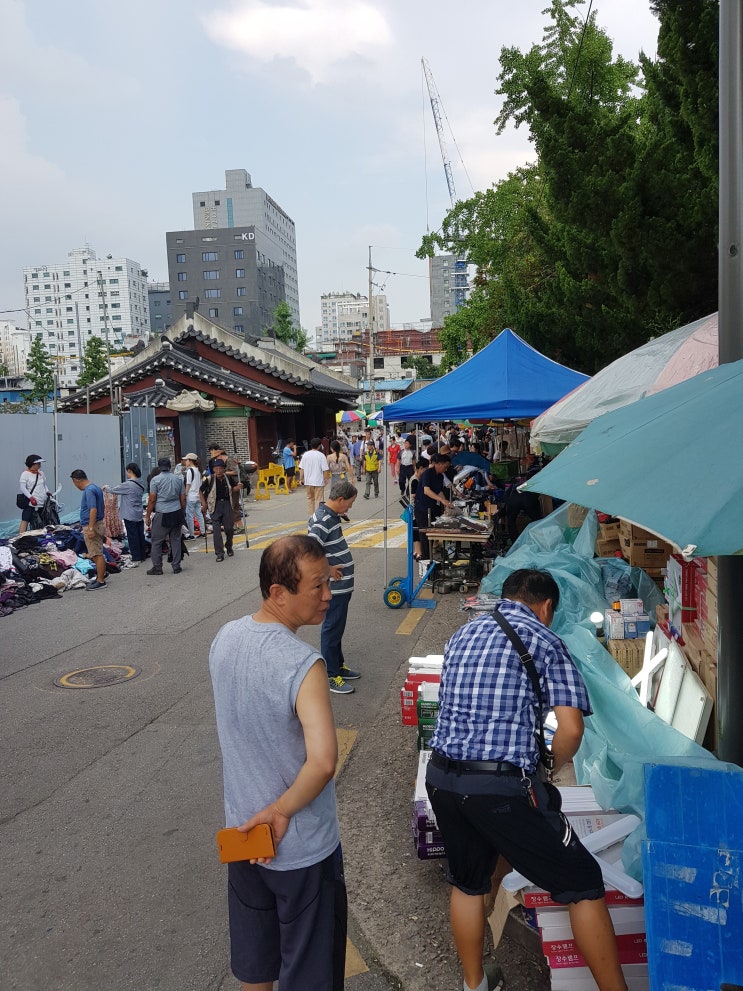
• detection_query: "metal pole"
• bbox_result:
[717,0,743,765]
[383,422,388,587]
[52,370,59,491]
[97,271,115,413]
[368,247,375,414]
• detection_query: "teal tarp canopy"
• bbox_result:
[381,329,589,422]
[522,359,743,558]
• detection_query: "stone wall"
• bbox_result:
[205,416,251,462]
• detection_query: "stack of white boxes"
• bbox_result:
[517,788,648,990]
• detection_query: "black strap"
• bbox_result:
[492,608,554,773]
[30,476,39,496]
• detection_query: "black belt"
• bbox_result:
[430,751,522,775]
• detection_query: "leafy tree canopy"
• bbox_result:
[401,354,444,379]
[269,301,309,352]
[77,335,109,388]
[26,335,55,412]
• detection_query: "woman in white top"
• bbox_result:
[18,454,51,534]
[182,454,205,539]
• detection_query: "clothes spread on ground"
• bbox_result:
[0,522,141,617]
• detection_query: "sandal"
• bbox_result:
[413,552,421,561]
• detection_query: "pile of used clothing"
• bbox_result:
[0,526,136,617]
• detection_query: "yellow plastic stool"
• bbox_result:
[254,468,272,500]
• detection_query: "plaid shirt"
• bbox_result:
[429,600,591,772]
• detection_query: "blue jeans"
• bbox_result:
[123,518,146,562]
[185,498,205,538]
[320,593,351,678]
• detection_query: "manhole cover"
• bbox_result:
[54,665,141,690]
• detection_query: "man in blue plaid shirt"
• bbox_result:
[426,569,628,991]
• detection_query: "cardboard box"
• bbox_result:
[607,638,646,677]
[619,520,663,544]
[618,598,644,617]
[666,554,697,632]
[550,962,649,991]
[655,603,669,625]
[567,504,591,527]
[605,610,625,640]
[620,537,671,570]
[596,537,622,556]
[599,521,622,540]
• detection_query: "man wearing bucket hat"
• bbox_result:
[18,454,51,534]
[145,457,186,575]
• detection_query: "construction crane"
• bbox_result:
[421,57,469,312]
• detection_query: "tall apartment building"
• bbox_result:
[191,169,300,330]
[166,227,286,339]
[148,282,173,338]
[22,247,150,388]
[316,291,390,347]
[0,321,32,377]
[429,254,468,328]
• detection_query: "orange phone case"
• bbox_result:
[216,824,276,863]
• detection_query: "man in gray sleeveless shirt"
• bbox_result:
[209,535,346,991]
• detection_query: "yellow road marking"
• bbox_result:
[335,728,357,776]
[345,938,369,978]
[395,608,427,636]
[192,519,409,550]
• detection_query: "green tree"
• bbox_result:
[618,0,719,329]
[269,301,309,352]
[77,335,109,387]
[401,355,444,379]
[26,334,56,411]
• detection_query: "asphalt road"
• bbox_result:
[1,483,441,991]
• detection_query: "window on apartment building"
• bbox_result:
[209,308,219,318]
[236,287,246,296]
[108,278,118,285]
[178,290,188,300]
[199,201,205,206]
[46,307,52,313]
[112,315,121,321]
[373,357,385,369]
[235,268,245,278]
[202,251,218,262]
[67,319,74,325]
[45,296,51,302]
[234,250,244,260]
[176,253,186,263]
[111,303,120,309]
[43,272,50,278]
[176,238,184,244]
[177,272,187,281]
[204,289,221,298]
[110,290,119,296]
[215,200,220,205]
[35,321,41,327]
[234,324,244,333]
[233,307,243,316]
[64,282,71,288]
[115,266,122,271]
[203,271,219,280]
[34,308,41,314]
[201,236,217,242]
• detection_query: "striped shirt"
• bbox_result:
[430,600,591,772]
[308,503,354,596]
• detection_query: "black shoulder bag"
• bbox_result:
[492,607,554,779]
[16,475,39,510]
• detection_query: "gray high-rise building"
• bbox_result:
[166,226,285,339]
[429,254,468,328]
[191,169,300,330]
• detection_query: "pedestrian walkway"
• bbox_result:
[188,518,409,552]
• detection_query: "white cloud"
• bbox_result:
[202,0,392,83]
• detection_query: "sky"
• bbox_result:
[0,0,660,339]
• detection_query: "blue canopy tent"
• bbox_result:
[381,328,589,423]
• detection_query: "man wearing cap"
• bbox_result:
[70,469,109,590]
[200,459,239,562]
[145,457,186,575]
[18,454,51,534]
[208,442,243,527]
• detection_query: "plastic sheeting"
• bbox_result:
[479,503,726,879]
[530,312,718,454]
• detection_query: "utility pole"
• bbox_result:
[368,246,376,414]
[97,271,115,413]
[716,0,743,765]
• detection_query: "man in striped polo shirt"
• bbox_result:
[308,480,360,695]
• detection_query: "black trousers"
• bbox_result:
[211,499,234,555]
